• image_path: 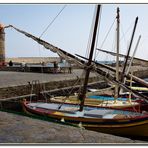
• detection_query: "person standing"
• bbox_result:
[9,60,13,66]
[53,61,58,73]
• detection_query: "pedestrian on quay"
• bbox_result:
[53,61,58,73]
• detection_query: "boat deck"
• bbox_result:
[28,102,142,119]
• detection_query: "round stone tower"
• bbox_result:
[0,23,5,66]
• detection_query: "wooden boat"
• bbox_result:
[87,86,148,112]
[114,79,148,96]
[50,95,141,112]
[22,100,148,137]
[8,5,148,137]
[85,80,148,112]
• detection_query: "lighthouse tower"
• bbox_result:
[0,23,5,67]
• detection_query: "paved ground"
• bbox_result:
[0,69,97,88]
[1,65,148,89]
[0,111,146,144]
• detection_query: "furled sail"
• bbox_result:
[76,54,148,101]
[5,25,148,101]
[76,54,148,88]
[96,48,148,64]
[5,25,85,67]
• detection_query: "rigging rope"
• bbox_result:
[94,18,116,60]
[85,6,97,59]
[93,6,102,61]
[111,24,117,63]
[38,45,49,102]
[5,25,148,101]
[94,17,135,62]
[100,18,116,49]
[120,24,127,49]
[120,20,134,43]
[85,6,102,61]
[39,5,67,39]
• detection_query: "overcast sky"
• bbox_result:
[0,4,148,61]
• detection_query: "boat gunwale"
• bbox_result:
[23,101,148,125]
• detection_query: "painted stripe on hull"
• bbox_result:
[23,102,148,137]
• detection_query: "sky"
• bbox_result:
[0,4,148,61]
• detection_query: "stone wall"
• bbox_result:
[0,76,104,99]
[6,57,60,64]
[133,69,148,78]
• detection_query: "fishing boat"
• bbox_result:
[49,92,141,112]
[45,6,144,113]
[23,99,148,137]
[6,5,148,137]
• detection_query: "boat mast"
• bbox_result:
[126,35,141,75]
[79,5,101,111]
[121,35,141,90]
[119,17,138,94]
[121,17,138,83]
[114,7,120,102]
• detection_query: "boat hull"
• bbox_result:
[51,96,142,112]
[22,101,148,137]
[85,120,148,137]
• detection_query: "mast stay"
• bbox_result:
[4,6,148,102]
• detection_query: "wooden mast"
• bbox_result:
[79,5,101,111]
[119,16,138,94]
[8,22,148,101]
[126,35,141,75]
[120,17,138,83]
[114,7,120,102]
